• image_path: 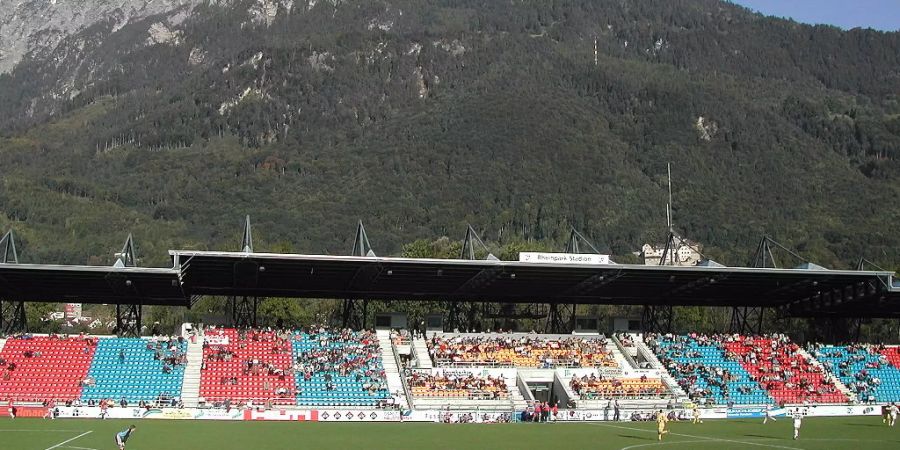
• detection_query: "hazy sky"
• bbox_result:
[731,0,899,31]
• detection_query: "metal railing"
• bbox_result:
[392,344,414,409]
[612,334,640,368]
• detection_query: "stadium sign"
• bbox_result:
[519,252,610,265]
[204,335,230,345]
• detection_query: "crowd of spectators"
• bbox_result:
[728,334,842,402]
[389,329,411,346]
[293,327,387,396]
[407,371,509,400]
[569,374,666,399]
[201,327,297,403]
[810,343,891,402]
[648,332,844,404]
[616,333,635,347]
[200,325,389,406]
[428,334,618,368]
[646,333,742,403]
[146,335,187,374]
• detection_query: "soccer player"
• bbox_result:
[791,409,803,440]
[115,425,136,450]
[763,404,776,424]
[692,404,702,424]
[883,404,890,424]
[7,399,14,419]
[43,399,55,420]
[890,403,898,427]
[657,410,669,441]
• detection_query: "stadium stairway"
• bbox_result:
[610,335,639,369]
[631,335,688,400]
[509,377,529,411]
[552,370,581,402]
[180,339,204,408]
[609,338,638,369]
[798,347,855,402]
[0,338,6,354]
[412,336,433,369]
[376,330,410,409]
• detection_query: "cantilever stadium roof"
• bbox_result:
[171,250,900,318]
[1,250,897,317]
[0,263,186,306]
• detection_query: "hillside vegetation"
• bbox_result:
[0,1,898,337]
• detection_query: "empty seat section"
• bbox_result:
[726,336,846,404]
[813,345,900,402]
[648,334,771,405]
[0,336,95,402]
[81,337,187,404]
[200,328,295,406]
[293,329,390,407]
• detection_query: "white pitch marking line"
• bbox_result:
[44,430,93,450]
[60,446,100,450]
[592,422,802,450]
[621,439,711,450]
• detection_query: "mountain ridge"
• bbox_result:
[0,0,897,270]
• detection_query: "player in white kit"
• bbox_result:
[763,404,776,424]
[792,409,803,440]
[890,403,898,427]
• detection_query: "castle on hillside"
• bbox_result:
[640,236,703,266]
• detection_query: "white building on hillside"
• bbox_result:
[641,236,703,266]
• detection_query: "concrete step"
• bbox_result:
[412,336,433,369]
[632,335,688,400]
[799,347,856,401]
[608,340,637,370]
[376,330,410,409]
[180,339,204,408]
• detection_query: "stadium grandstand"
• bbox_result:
[0,223,899,427]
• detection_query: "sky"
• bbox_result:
[731,0,900,31]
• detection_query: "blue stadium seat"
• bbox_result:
[815,345,900,402]
[81,338,187,403]
[292,331,390,407]
[655,336,773,405]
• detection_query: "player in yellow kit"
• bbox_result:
[657,410,669,440]
[692,404,702,424]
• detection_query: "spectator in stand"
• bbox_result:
[406,372,509,399]
[427,334,617,368]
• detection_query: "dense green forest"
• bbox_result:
[0,0,898,339]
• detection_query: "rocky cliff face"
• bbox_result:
[0,0,205,73]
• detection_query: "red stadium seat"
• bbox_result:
[0,336,96,402]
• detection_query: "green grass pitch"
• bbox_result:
[2,416,898,450]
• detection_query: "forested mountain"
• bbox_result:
[1,0,898,272]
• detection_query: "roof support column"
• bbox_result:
[229,216,260,328]
[0,230,26,333]
[115,302,142,337]
[545,302,576,334]
[728,306,765,335]
[113,233,143,336]
[641,304,674,334]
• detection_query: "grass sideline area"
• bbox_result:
[1,417,898,450]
